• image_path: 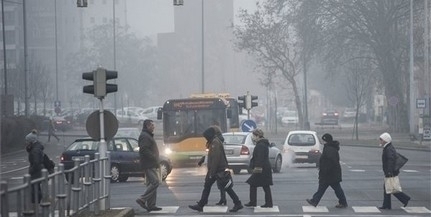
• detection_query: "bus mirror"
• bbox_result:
[157,108,163,120]
[227,109,232,118]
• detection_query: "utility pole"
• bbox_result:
[23,0,28,116]
[2,0,7,95]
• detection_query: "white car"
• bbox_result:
[283,130,322,167]
[116,110,148,126]
[281,110,299,126]
[222,132,283,174]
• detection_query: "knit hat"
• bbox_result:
[322,133,333,142]
[379,132,392,143]
[252,128,264,138]
[25,131,38,143]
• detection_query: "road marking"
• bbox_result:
[352,206,380,213]
[350,169,365,172]
[254,206,279,213]
[402,170,418,173]
[147,206,179,213]
[402,207,431,213]
[203,206,228,213]
[302,206,329,212]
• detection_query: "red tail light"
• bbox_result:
[240,145,249,155]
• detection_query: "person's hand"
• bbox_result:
[252,167,263,174]
[385,172,393,177]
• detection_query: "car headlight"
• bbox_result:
[165,147,172,155]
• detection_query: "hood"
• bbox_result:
[325,140,340,151]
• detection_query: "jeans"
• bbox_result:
[311,182,347,205]
[139,168,160,208]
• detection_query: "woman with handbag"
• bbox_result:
[245,128,273,208]
[378,132,411,210]
[189,126,243,212]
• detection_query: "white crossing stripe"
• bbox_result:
[402,207,431,213]
[302,206,329,212]
[254,206,279,213]
[203,205,228,213]
[350,169,365,172]
[352,206,381,213]
[402,169,418,173]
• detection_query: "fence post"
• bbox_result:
[94,153,101,215]
[72,159,81,215]
[105,152,111,209]
[57,164,66,217]
[1,181,8,217]
[84,155,91,208]
[40,169,50,217]
[22,174,35,216]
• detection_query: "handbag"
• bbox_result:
[395,152,408,171]
[384,176,402,194]
[216,170,233,189]
[43,154,55,174]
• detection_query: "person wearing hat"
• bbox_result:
[25,129,44,204]
[306,133,348,208]
[378,132,410,209]
[244,128,274,208]
[189,126,243,213]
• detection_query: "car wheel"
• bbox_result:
[273,155,282,173]
[160,161,170,181]
[233,168,241,174]
[110,164,121,183]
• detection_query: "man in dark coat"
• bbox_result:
[136,120,162,212]
[245,128,273,208]
[25,130,44,203]
[306,133,348,208]
[189,126,243,212]
[378,132,410,209]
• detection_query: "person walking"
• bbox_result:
[244,128,273,208]
[47,118,59,142]
[306,133,348,208]
[189,126,243,212]
[378,132,410,209]
[25,129,44,204]
[135,119,162,212]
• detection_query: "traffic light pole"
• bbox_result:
[98,97,109,210]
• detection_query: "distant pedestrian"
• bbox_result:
[189,126,243,212]
[25,129,44,204]
[306,133,348,208]
[136,120,162,212]
[47,118,59,142]
[245,128,273,208]
[378,132,410,210]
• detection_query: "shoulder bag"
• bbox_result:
[395,152,408,171]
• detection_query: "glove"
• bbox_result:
[385,172,393,177]
[252,167,263,174]
[197,156,205,166]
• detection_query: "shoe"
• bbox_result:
[229,203,243,212]
[261,204,273,208]
[335,203,348,208]
[189,204,203,212]
[306,199,317,207]
[148,206,162,212]
[244,202,256,207]
[378,206,391,210]
[136,198,149,211]
[215,200,226,206]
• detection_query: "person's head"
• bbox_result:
[379,132,392,146]
[203,126,217,143]
[142,119,155,133]
[252,128,264,143]
[321,133,333,143]
[25,130,38,144]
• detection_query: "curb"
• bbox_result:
[114,207,134,217]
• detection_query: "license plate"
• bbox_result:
[72,156,85,161]
[225,150,234,155]
[296,155,308,159]
[189,156,202,160]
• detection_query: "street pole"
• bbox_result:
[113,0,117,112]
[409,0,415,135]
[54,0,58,101]
[23,0,28,116]
[1,0,7,95]
[201,0,204,93]
[98,98,107,210]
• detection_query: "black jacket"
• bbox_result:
[382,143,399,177]
[246,138,273,187]
[318,141,342,184]
[26,141,44,179]
[138,129,159,169]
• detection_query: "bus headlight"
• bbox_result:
[165,147,173,155]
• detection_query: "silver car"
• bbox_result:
[222,132,283,174]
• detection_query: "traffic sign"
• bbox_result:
[241,119,257,132]
[86,110,118,140]
[54,107,61,114]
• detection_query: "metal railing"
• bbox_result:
[1,152,111,217]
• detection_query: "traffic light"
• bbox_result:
[77,0,88,7]
[173,0,184,6]
[82,68,118,98]
[251,95,258,108]
[245,94,258,110]
[238,95,246,112]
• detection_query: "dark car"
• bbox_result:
[60,137,172,182]
[320,110,339,125]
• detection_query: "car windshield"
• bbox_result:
[288,134,316,146]
[223,134,246,144]
[67,140,99,151]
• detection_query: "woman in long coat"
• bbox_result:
[245,128,273,208]
[306,133,348,208]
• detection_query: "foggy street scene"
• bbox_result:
[1,0,430,217]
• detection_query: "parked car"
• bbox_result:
[115,127,141,139]
[222,132,283,174]
[60,137,172,182]
[342,108,357,119]
[140,106,161,120]
[281,110,299,126]
[282,130,322,167]
[115,110,148,126]
[320,110,339,125]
